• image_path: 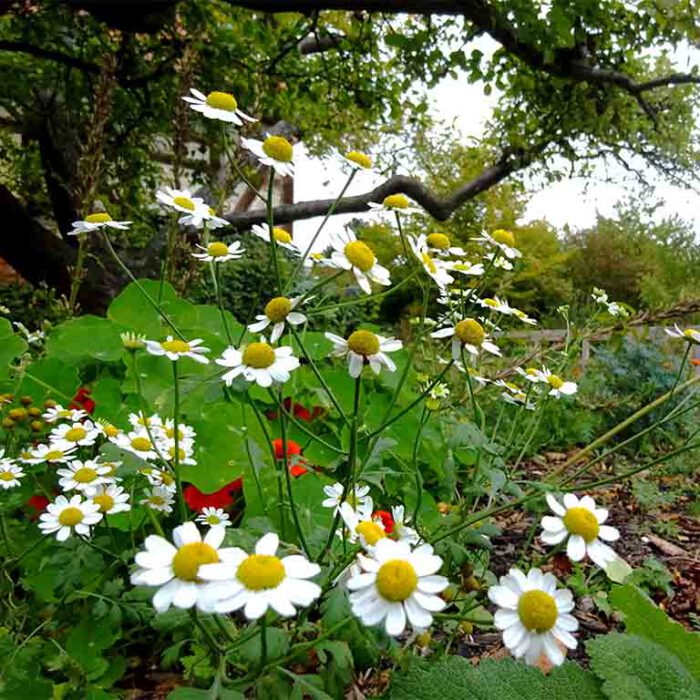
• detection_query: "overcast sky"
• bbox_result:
[292,36,700,250]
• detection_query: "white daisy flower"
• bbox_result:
[128,412,163,432]
[500,390,536,410]
[158,438,197,466]
[339,501,389,549]
[343,150,373,170]
[96,420,122,440]
[491,255,514,270]
[0,462,24,489]
[90,484,131,515]
[197,507,231,529]
[121,331,146,350]
[251,224,299,253]
[473,229,521,260]
[38,494,103,541]
[216,338,300,388]
[444,259,485,277]
[49,420,101,450]
[67,212,131,236]
[160,419,197,443]
[665,324,700,344]
[327,229,391,295]
[431,318,501,361]
[325,329,402,379]
[57,459,114,494]
[347,538,448,636]
[197,532,321,619]
[144,336,210,364]
[140,486,175,513]
[241,134,295,178]
[539,368,577,399]
[191,240,244,263]
[409,235,454,289]
[182,88,257,125]
[488,567,578,666]
[113,430,159,461]
[391,505,420,545]
[156,187,206,217]
[322,482,372,514]
[367,194,420,213]
[515,367,547,384]
[541,493,620,568]
[131,522,237,613]
[477,296,514,315]
[142,468,178,493]
[24,443,78,465]
[422,232,467,257]
[513,308,538,325]
[42,405,88,423]
[248,296,307,343]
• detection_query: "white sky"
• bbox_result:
[293,36,700,250]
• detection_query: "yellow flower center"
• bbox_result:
[355,520,386,546]
[242,342,276,369]
[173,196,195,211]
[563,507,600,542]
[73,467,98,483]
[547,374,564,389]
[167,446,187,462]
[0,472,14,481]
[483,298,499,308]
[517,590,558,633]
[207,242,230,258]
[205,91,238,111]
[264,297,292,323]
[93,493,114,513]
[158,471,175,485]
[150,495,165,506]
[165,426,183,440]
[161,339,191,354]
[376,559,418,602]
[427,233,450,250]
[347,330,380,357]
[421,253,437,274]
[492,229,515,247]
[205,514,221,525]
[46,450,64,461]
[103,424,120,438]
[683,329,698,340]
[85,213,112,224]
[130,437,152,452]
[345,150,372,169]
[272,227,292,244]
[102,462,118,476]
[237,554,286,590]
[65,427,87,442]
[172,542,220,582]
[58,507,84,527]
[383,194,409,209]
[262,135,293,163]
[344,240,375,272]
[526,368,539,376]
[455,319,485,347]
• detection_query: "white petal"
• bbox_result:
[204,525,226,549]
[416,575,448,594]
[172,581,198,609]
[173,522,201,547]
[557,613,579,631]
[598,525,620,542]
[244,593,269,620]
[348,352,364,378]
[282,555,320,580]
[541,516,565,533]
[412,592,445,612]
[494,608,520,630]
[385,602,407,636]
[488,585,519,609]
[284,578,320,606]
[588,539,617,568]
[562,493,579,510]
[347,572,376,591]
[256,532,279,555]
[152,578,181,613]
[579,495,596,511]
[503,620,528,649]
[554,589,575,613]
[594,508,609,524]
[543,633,565,666]
[553,626,578,649]
[541,530,568,545]
[132,566,174,587]
[404,596,433,629]
[567,534,586,561]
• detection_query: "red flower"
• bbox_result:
[26,494,50,519]
[271,438,308,477]
[373,509,395,535]
[183,478,243,512]
[267,398,325,423]
[70,386,95,414]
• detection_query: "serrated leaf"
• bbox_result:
[587,633,699,699]
[610,584,700,678]
[389,657,604,700]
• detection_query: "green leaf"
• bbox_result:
[0,317,27,380]
[587,633,699,699]
[17,357,80,403]
[610,584,700,678]
[45,315,126,363]
[389,657,604,700]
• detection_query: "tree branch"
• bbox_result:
[0,39,99,73]
[225,148,535,228]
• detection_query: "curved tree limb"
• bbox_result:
[225,147,536,228]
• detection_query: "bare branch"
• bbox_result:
[225,148,536,228]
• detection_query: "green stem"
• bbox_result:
[295,269,345,304]
[512,397,549,470]
[146,506,165,537]
[259,615,268,670]
[266,171,282,294]
[285,170,357,292]
[190,608,224,655]
[172,362,186,521]
[213,262,233,344]
[664,342,691,415]
[68,234,87,312]
[276,388,311,557]
[411,407,429,528]
[101,231,185,340]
